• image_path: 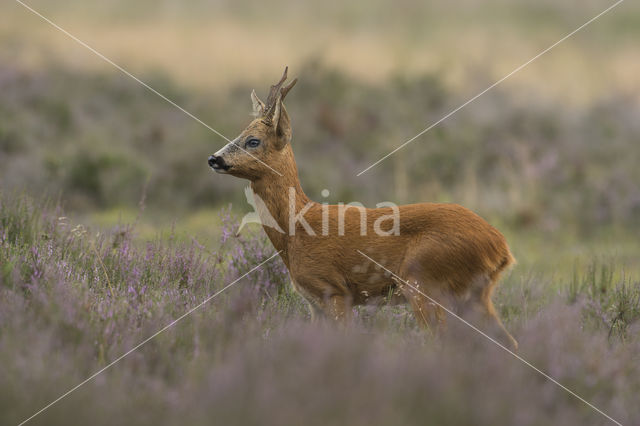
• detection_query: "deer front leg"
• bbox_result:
[307,293,352,324]
[305,295,351,324]
[291,278,351,324]
[308,302,325,323]
[291,278,322,322]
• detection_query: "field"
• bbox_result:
[1,195,639,425]
[1,0,640,425]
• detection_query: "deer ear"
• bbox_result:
[272,99,292,150]
[251,90,265,117]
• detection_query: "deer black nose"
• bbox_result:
[208,154,229,171]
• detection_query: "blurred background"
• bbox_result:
[1,0,639,272]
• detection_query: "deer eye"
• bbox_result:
[245,138,261,149]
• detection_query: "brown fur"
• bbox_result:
[209,68,517,350]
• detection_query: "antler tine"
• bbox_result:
[276,66,289,86]
[280,77,298,101]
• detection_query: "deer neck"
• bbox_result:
[250,146,312,260]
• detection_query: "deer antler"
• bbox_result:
[265,66,289,109]
[263,67,297,124]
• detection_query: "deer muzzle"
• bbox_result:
[208,154,231,172]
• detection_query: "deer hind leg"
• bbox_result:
[459,274,518,351]
[393,276,449,335]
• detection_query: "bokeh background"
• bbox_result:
[1,1,640,425]
[2,0,639,256]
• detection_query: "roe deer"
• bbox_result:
[208,68,517,350]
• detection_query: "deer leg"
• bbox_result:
[319,294,352,324]
[483,298,518,351]
[393,277,448,335]
[458,275,518,351]
[293,277,352,325]
[305,293,352,325]
[308,302,326,323]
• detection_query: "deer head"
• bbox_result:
[208,67,298,180]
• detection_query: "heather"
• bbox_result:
[1,194,639,425]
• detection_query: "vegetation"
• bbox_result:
[1,194,639,425]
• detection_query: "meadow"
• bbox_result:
[1,0,639,424]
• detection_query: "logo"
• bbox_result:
[238,186,400,236]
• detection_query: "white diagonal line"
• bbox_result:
[15,0,283,177]
[17,250,282,426]
[357,250,623,426]
[356,0,624,176]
